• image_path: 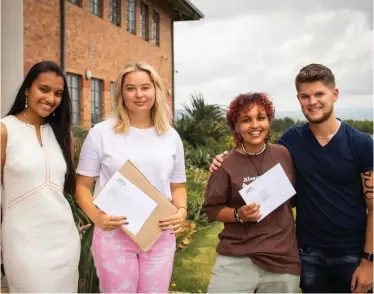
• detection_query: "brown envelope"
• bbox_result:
[95,160,178,251]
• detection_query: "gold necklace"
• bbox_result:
[23,112,31,124]
[315,121,341,139]
[23,112,43,147]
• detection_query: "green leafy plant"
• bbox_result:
[187,188,209,226]
[69,125,100,293]
[78,225,100,293]
[186,168,210,228]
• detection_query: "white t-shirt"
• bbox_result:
[76,118,186,201]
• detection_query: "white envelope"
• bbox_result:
[238,163,296,222]
[93,171,158,235]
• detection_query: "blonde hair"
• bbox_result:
[112,62,172,135]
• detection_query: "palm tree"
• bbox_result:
[174,93,227,147]
[182,92,223,121]
[173,115,206,148]
[173,93,230,168]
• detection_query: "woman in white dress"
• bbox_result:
[1,61,81,293]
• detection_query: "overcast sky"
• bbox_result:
[173,0,373,115]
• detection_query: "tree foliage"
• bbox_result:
[270,117,373,137]
[173,93,231,169]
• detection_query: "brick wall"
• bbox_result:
[24,0,174,128]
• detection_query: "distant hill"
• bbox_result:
[276,108,373,121]
[175,108,373,121]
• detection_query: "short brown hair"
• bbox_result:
[295,63,335,92]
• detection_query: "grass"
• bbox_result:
[169,208,298,293]
[170,222,223,293]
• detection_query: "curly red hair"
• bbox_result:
[226,92,275,146]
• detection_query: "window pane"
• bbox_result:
[109,0,120,25]
[90,0,102,17]
[140,3,149,40]
[68,0,81,5]
[127,0,136,34]
[152,12,159,45]
[66,73,81,124]
[91,78,102,125]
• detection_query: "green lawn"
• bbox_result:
[170,222,223,293]
[170,209,298,293]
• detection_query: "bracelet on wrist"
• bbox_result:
[234,208,244,223]
[177,206,188,212]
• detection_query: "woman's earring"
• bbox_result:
[53,112,55,117]
[25,96,28,108]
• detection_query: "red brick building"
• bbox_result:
[23,0,203,128]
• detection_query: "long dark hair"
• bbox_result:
[7,61,76,195]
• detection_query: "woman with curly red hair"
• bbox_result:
[203,92,300,293]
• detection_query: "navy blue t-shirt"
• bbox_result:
[279,121,373,254]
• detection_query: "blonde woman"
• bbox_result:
[75,62,187,293]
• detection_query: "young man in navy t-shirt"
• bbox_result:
[279,64,373,293]
[210,64,373,293]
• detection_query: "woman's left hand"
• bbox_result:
[159,208,187,234]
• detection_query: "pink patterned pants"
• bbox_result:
[91,227,176,293]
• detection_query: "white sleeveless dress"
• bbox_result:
[1,116,80,293]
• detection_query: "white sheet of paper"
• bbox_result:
[238,163,296,222]
[93,171,158,235]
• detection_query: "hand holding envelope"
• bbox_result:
[159,208,187,234]
[238,163,296,222]
[93,210,128,231]
[237,203,262,222]
[94,171,158,235]
[92,160,178,251]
